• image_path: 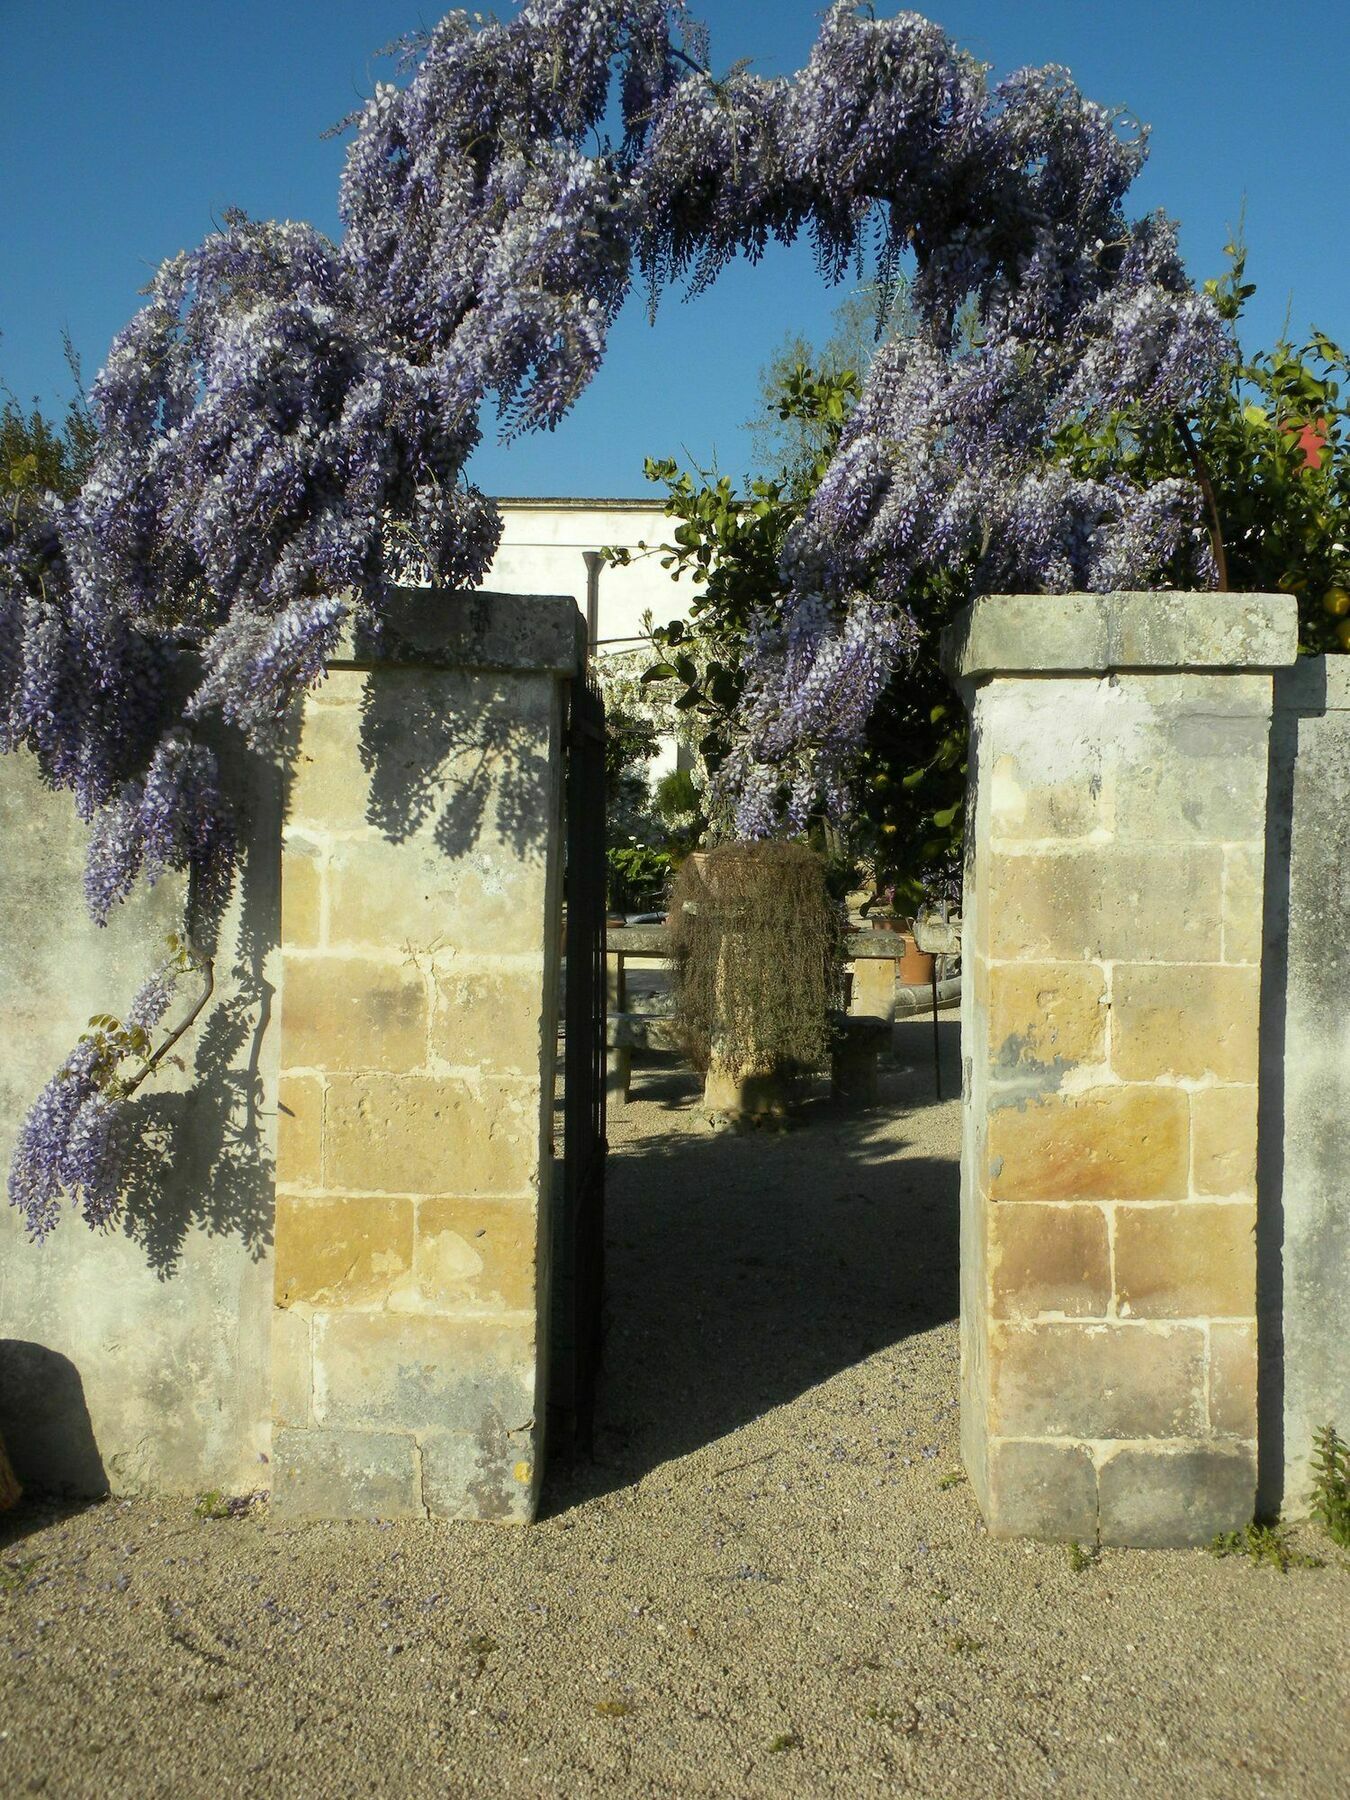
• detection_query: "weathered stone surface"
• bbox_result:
[421,1426,536,1523]
[849,955,897,1022]
[429,966,547,1076]
[988,962,1107,1081]
[281,954,428,1073]
[275,1073,324,1190]
[990,1321,1206,1439]
[1263,656,1350,1506]
[270,1427,423,1520]
[987,1086,1189,1203]
[271,1309,313,1429]
[983,1439,1099,1542]
[323,1073,538,1196]
[1209,1322,1258,1438]
[948,591,1296,680]
[1111,964,1259,1083]
[331,587,584,676]
[393,1196,536,1314]
[1112,706,1270,846]
[325,835,550,958]
[281,840,323,948]
[987,848,1225,963]
[1097,1443,1256,1548]
[286,700,373,832]
[312,1314,535,1438]
[985,684,1111,842]
[989,1202,1110,1319]
[1222,845,1265,965]
[275,1195,415,1309]
[1191,1086,1258,1197]
[1113,1202,1256,1321]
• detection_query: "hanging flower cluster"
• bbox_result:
[5,0,1227,1234]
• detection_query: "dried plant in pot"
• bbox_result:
[667,841,847,1122]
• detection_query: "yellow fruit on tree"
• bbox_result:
[1337,620,1350,651]
[1323,585,1350,618]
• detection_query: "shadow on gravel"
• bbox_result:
[545,1016,962,1512]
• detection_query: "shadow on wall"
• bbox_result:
[359,667,554,860]
[0,1343,107,1500]
[546,1019,962,1511]
[116,833,278,1279]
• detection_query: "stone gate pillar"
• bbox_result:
[270,590,583,1521]
[949,592,1296,1547]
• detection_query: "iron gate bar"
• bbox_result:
[555,670,607,1453]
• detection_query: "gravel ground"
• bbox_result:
[2,1019,1347,1799]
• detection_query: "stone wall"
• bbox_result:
[0,741,281,1496]
[1261,656,1350,1512]
[950,592,1298,1547]
[269,590,582,1522]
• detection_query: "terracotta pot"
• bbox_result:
[867,916,935,985]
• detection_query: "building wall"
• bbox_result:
[0,742,281,1497]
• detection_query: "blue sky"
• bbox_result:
[3,1,1346,497]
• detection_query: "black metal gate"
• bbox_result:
[550,670,607,1451]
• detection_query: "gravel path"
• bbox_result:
[2,1021,1347,1798]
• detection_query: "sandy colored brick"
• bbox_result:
[987,1085,1189,1203]
[286,701,374,833]
[1098,1443,1255,1548]
[390,1196,536,1314]
[323,1073,538,1196]
[430,967,547,1076]
[1114,1202,1255,1321]
[282,953,427,1073]
[1112,705,1269,845]
[990,1320,1206,1439]
[987,847,1224,964]
[1111,964,1259,1083]
[982,1438,1099,1542]
[312,1313,536,1436]
[325,836,549,956]
[275,1194,415,1309]
[275,1073,324,1188]
[271,1306,313,1429]
[988,746,1109,842]
[281,841,323,948]
[989,1202,1110,1319]
[270,1426,422,1520]
[1209,1321,1258,1437]
[989,962,1107,1077]
[1222,844,1265,965]
[1192,1086,1258,1196]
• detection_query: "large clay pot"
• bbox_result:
[869,915,936,986]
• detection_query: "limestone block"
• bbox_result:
[271,1426,423,1520]
[987,848,1224,963]
[1111,964,1259,1083]
[281,839,323,949]
[270,1307,313,1430]
[395,1195,537,1315]
[1191,1087,1258,1197]
[1112,705,1269,845]
[850,955,897,1021]
[988,1202,1110,1319]
[325,835,549,958]
[323,1073,538,1196]
[990,1321,1206,1439]
[311,1313,535,1440]
[421,1427,536,1524]
[1222,845,1265,965]
[276,1073,324,1189]
[1097,1443,1255,1548]
[986,1086,1189,1203]
[286,700,375,832]
[281,953,428,1074]
[988,962,1107,1079]
[982,1439,1099,1542]
[1209,1322,1258,1438]
[430,966,547,1077]
[1113,1202,1256,1321]
[275,1194,415,1310]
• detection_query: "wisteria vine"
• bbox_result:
[3,1,1227,1235]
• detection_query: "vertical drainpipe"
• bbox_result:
[583,551,602,662]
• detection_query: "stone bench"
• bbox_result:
[605,1009,892,1112]
[606,1011,682,1107]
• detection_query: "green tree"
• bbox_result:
[1,335,97,506]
